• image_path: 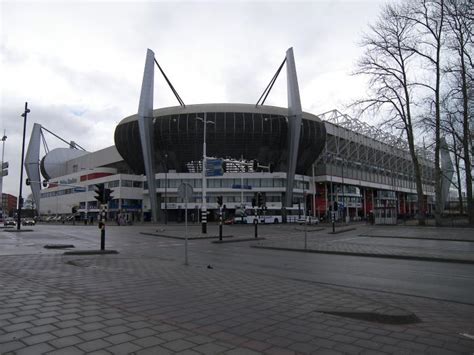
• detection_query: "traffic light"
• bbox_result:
[252,197,256,207]
[333,201,338,211]
[257,192,264,207]
[217,195,223,206]
[104,188,114,203]
[94,184,105,203]
[253,160,259,172]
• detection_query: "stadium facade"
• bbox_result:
[27,48,441,224]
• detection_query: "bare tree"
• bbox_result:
[353,3,427,225]
[444,0,474,224]
[400,0,446,225]
[442,99,466,214]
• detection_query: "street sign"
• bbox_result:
[206,159,223,177]
[178,183,193,201]
[74,187,86,192]
[1,162,8,169]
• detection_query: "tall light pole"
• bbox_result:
[0,131,7,215]
[164,153,168,224]
[240,155,244,207]
[17,102,30,230]
[196,113,214,234]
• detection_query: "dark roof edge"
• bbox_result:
[117,103,321,125]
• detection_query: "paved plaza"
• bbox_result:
[1,223,474,354]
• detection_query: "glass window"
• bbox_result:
[109,199,119,209]
[108,180,119,188]
[261,179,273,187]
[133,181,143,188]
[122,180,133,188]
[169,179,180,188]
[221,179,234,188]
[248,179,260,188]
[273,179,284,187]
[208,179,221,188]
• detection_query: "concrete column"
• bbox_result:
[137,49,159,223]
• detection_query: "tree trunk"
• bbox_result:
[454,151,464,215]
[407,127,426,225]
[460,41,473,224]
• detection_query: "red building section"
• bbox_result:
[80,172,113,182]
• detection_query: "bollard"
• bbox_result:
[219,216,223,241]
[254,219,258,238]
[99,221,105,250]
[101,229,105,250]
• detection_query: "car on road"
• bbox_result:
[297,216,320,225]
[4,218,17,227]
[22,218,36,226]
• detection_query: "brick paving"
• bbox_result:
[0,251,473,354]
[251,224,474,263]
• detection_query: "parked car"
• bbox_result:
[22,218,36,226]
[4,218,17,227]
[297,216,320,225]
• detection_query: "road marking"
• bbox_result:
[326,236,369,243]
[460,333,474,340]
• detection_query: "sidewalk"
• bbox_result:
[252,225,474,264]
[1,252,474,354]
[137,223,474,263]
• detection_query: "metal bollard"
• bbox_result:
[99,221,105,250]
[219,216,223,241]
[254,219,258,239]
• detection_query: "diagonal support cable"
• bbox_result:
[40,126,87,151]
[255,57,287,107]
[154,58,186,107]
[40,129,49,154]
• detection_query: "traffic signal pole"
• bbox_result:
[94,184,113,251]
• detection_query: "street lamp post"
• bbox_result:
[1,131,7,215]
[17,102,30,230]
[201,113,208,234]
[196,113,215,234]
[164,153,168,224]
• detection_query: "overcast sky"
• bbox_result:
[1,0,388,197]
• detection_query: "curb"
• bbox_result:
[212,237,266,244]
[359,234,474,243]
[3,229,34,232]
[63,250,119,255]
[140,232,233,240]
[328,227,357,234]
[252,245,474,264]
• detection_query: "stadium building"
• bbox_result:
[25,48,446,225]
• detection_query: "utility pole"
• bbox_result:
[17,102,30,230]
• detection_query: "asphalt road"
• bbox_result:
[2,223,474,305]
